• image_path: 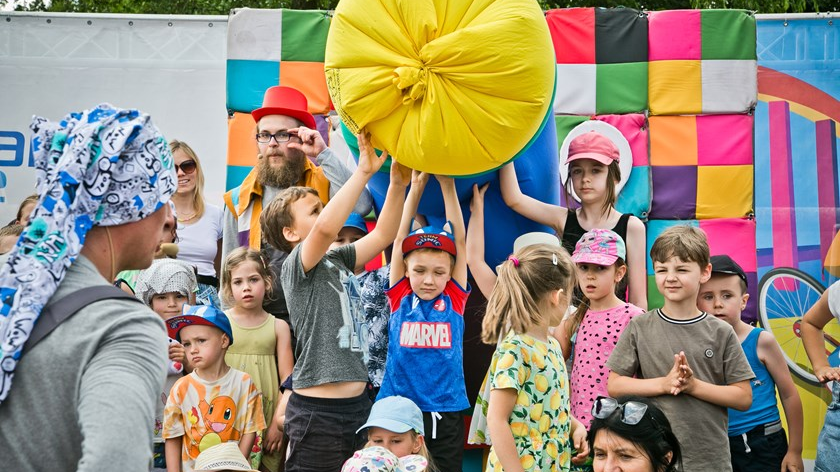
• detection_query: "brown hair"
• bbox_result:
[260,186,320,253]
[220,247,274,307]
[649,225,710,268]
[0,224,23,238]
[15,194,38,224]
[482,244,575,344]
[169,140,206,220]
[564,160,621,216]
[567,257,627,339]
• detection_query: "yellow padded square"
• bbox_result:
[649,116,698,166]
[696,165,753,219]
[649,60,702,115]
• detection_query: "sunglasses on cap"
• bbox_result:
[592,396,649,425]
[174,160,197,174]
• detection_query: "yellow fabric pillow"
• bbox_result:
[325,0,555,175]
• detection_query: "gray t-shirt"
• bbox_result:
[0,255,168,472]
[281,242,368,389]
[606,310,754,472]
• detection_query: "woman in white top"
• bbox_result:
[169,140,223,307]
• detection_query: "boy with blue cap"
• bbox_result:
[163,305,265,472]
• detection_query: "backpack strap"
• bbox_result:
[24,285,142,351]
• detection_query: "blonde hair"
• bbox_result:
[365,430,436,472]
[220,247,274,307]
[0,224,23,238]
[650,225,710,268]
[567,257,627,339]
[260,186,320,253]
[565,160,621,216]
[169,140,206,220]
[482,244,575,344]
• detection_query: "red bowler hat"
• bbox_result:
[251,86,317,129]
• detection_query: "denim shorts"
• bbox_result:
[816,382,840,472]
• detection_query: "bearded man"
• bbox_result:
[222,86,372,318]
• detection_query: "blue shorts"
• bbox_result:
[816,382,840,472]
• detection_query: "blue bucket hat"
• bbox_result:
[357,396,424,435]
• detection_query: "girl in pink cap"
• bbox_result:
[500,130,647,310]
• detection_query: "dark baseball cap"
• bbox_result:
[709,255,747,288]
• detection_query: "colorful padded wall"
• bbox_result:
[647,9,757,115]
[548,8,648,115]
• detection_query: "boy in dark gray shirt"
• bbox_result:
[261,132,411,472]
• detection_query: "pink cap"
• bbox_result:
[565,131,620,166]
[571,228,626,266]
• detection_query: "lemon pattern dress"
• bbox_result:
[486,332,571,472]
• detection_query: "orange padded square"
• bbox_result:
[649,60,702,115]
[649,116,698,166]
[227,112,259,168]
[696,165,753,219]
[280,61,331,115]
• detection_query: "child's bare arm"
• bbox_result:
[389,171,428,287]
[165,437,182,472]
[625,216,647,310]
[467,184,497,299]
[607,355,687,398]
[552,318,574,361]
[802,292,840,382]
[684,378,752,410]
[499,163,566,233]
[355,161,412,273]
[299,131,386,272]
[275,319,294,382]
[569,415,590,464]
[759,331,804,470]
[486,388,526,472]
[239,432,256,459]
[437,175,468,288]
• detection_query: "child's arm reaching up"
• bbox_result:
[437,175,468,288]
[499,162,567,234]
[467,183,497,299]
[354,160,412,273]
[389,171,429,287]
[299,131,387,272]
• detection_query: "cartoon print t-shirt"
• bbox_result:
[163,368,265,472]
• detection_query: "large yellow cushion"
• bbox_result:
[325,0,555,175]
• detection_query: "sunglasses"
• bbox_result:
[174,160,197,174]
[591,396,649,425]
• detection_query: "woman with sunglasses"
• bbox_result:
[170,140,223,307]
[589,396,682,472]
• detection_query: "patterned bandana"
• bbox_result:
[134,259,198,306]
[0,104,176,402]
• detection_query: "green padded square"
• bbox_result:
[701,10,756,60]
[281,9,331,62]
[596,62,648,114]
[647,275,664,311]
[555,115,590,147]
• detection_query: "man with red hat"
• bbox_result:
[222,85,372,316]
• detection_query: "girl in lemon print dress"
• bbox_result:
[481,244,589,472]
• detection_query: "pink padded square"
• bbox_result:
[648,10,701,61]
[696,115,753,166]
